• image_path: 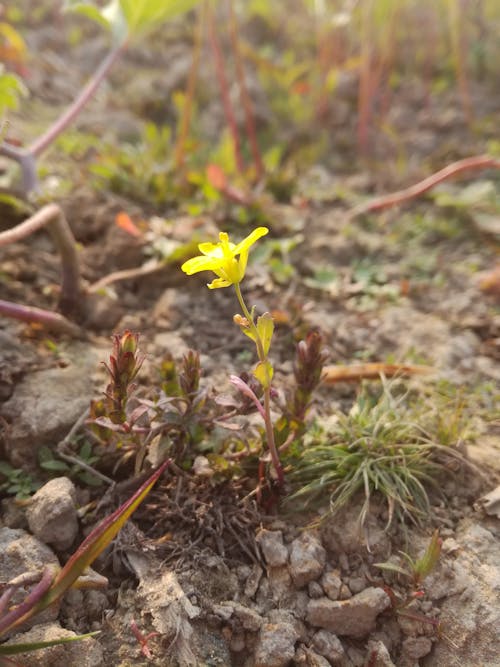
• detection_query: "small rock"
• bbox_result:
[244,564,264,598]
[402,635,433,659]
[5,622,104,667]
[338,584,352,600]
[256,529,289,567]
[0,527,60,631]
[348,575,367,594]
[0,343,98,468]
[268,564,294,604]
[321,570,342,600]
[308,581,324,599]
[289,532,326,588]
[366,640,397,667]
[1,497,28,529]
[26,477,78,551]
[254,621,299,667]
[232,602,264,631]
[311,629,345,663]
[306,588,391,638]
[295,645,331,666]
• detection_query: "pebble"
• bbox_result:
[307,587,391,638]
[254,620,299,667]
[26,477,78,551]
[289,532,326,588]
[256,529,289,568]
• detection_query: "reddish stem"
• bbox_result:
[0,203,83,316]
[0,299,82,337]
[174,4,204,171]
[207,4,245,175]
[347,155,500,219]
[29,40,127,157]
[227,0,264,179]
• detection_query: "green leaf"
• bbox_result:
[63,1,114,30]
[0,66,27,114]
[253,360,274,389]
[119,0,201,37]
[256,312,274,356]
[373,562,410,578]
[39,460,70,472]
[0,632,100,656]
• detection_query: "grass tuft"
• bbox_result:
[286,378,467,528]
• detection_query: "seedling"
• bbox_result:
[374,529,442,588]
[181,226,284,486]
[0,462,40,499]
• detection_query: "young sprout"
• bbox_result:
[181,227,284,486]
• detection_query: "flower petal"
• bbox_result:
[207,277,232,289]
[233,227,269,255]
[198,242,224,257]
[181,255,221,275]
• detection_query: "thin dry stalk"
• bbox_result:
[345,154,500,220]
[0,203,82,315]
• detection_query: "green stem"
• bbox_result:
[233,283,284,486]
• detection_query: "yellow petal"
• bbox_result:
[207,277,232,289]
[181,255,220,275]
[233,227,269,255]
[198,242,225,257]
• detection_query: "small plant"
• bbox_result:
[286,380,464,528]
[181,226,285,486]
[38,441,102,487]
[0,462,40,499]
[375,528,443,588]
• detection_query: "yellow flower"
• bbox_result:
[181,227,269,289]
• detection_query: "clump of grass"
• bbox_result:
[286,378,466,528]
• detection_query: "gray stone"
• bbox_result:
[256,529,289,567]
[267,564,294,604]
[289,532,326,588]
[244,564,264,598]
[26,477,78,550]
[0,342,98,467]
[0,528,60,631]
[232,602,263,631]
[295,645,331,666]
[402,636,433,660]
[321,570,342,600]
[254,620,299,667]
[307,588,391,638]
[5,622,104,666]
[311,629,345,663]
[423,520,500,667]
[348,575,367,594]
[366,640,397,667]
[308,581,324,599]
